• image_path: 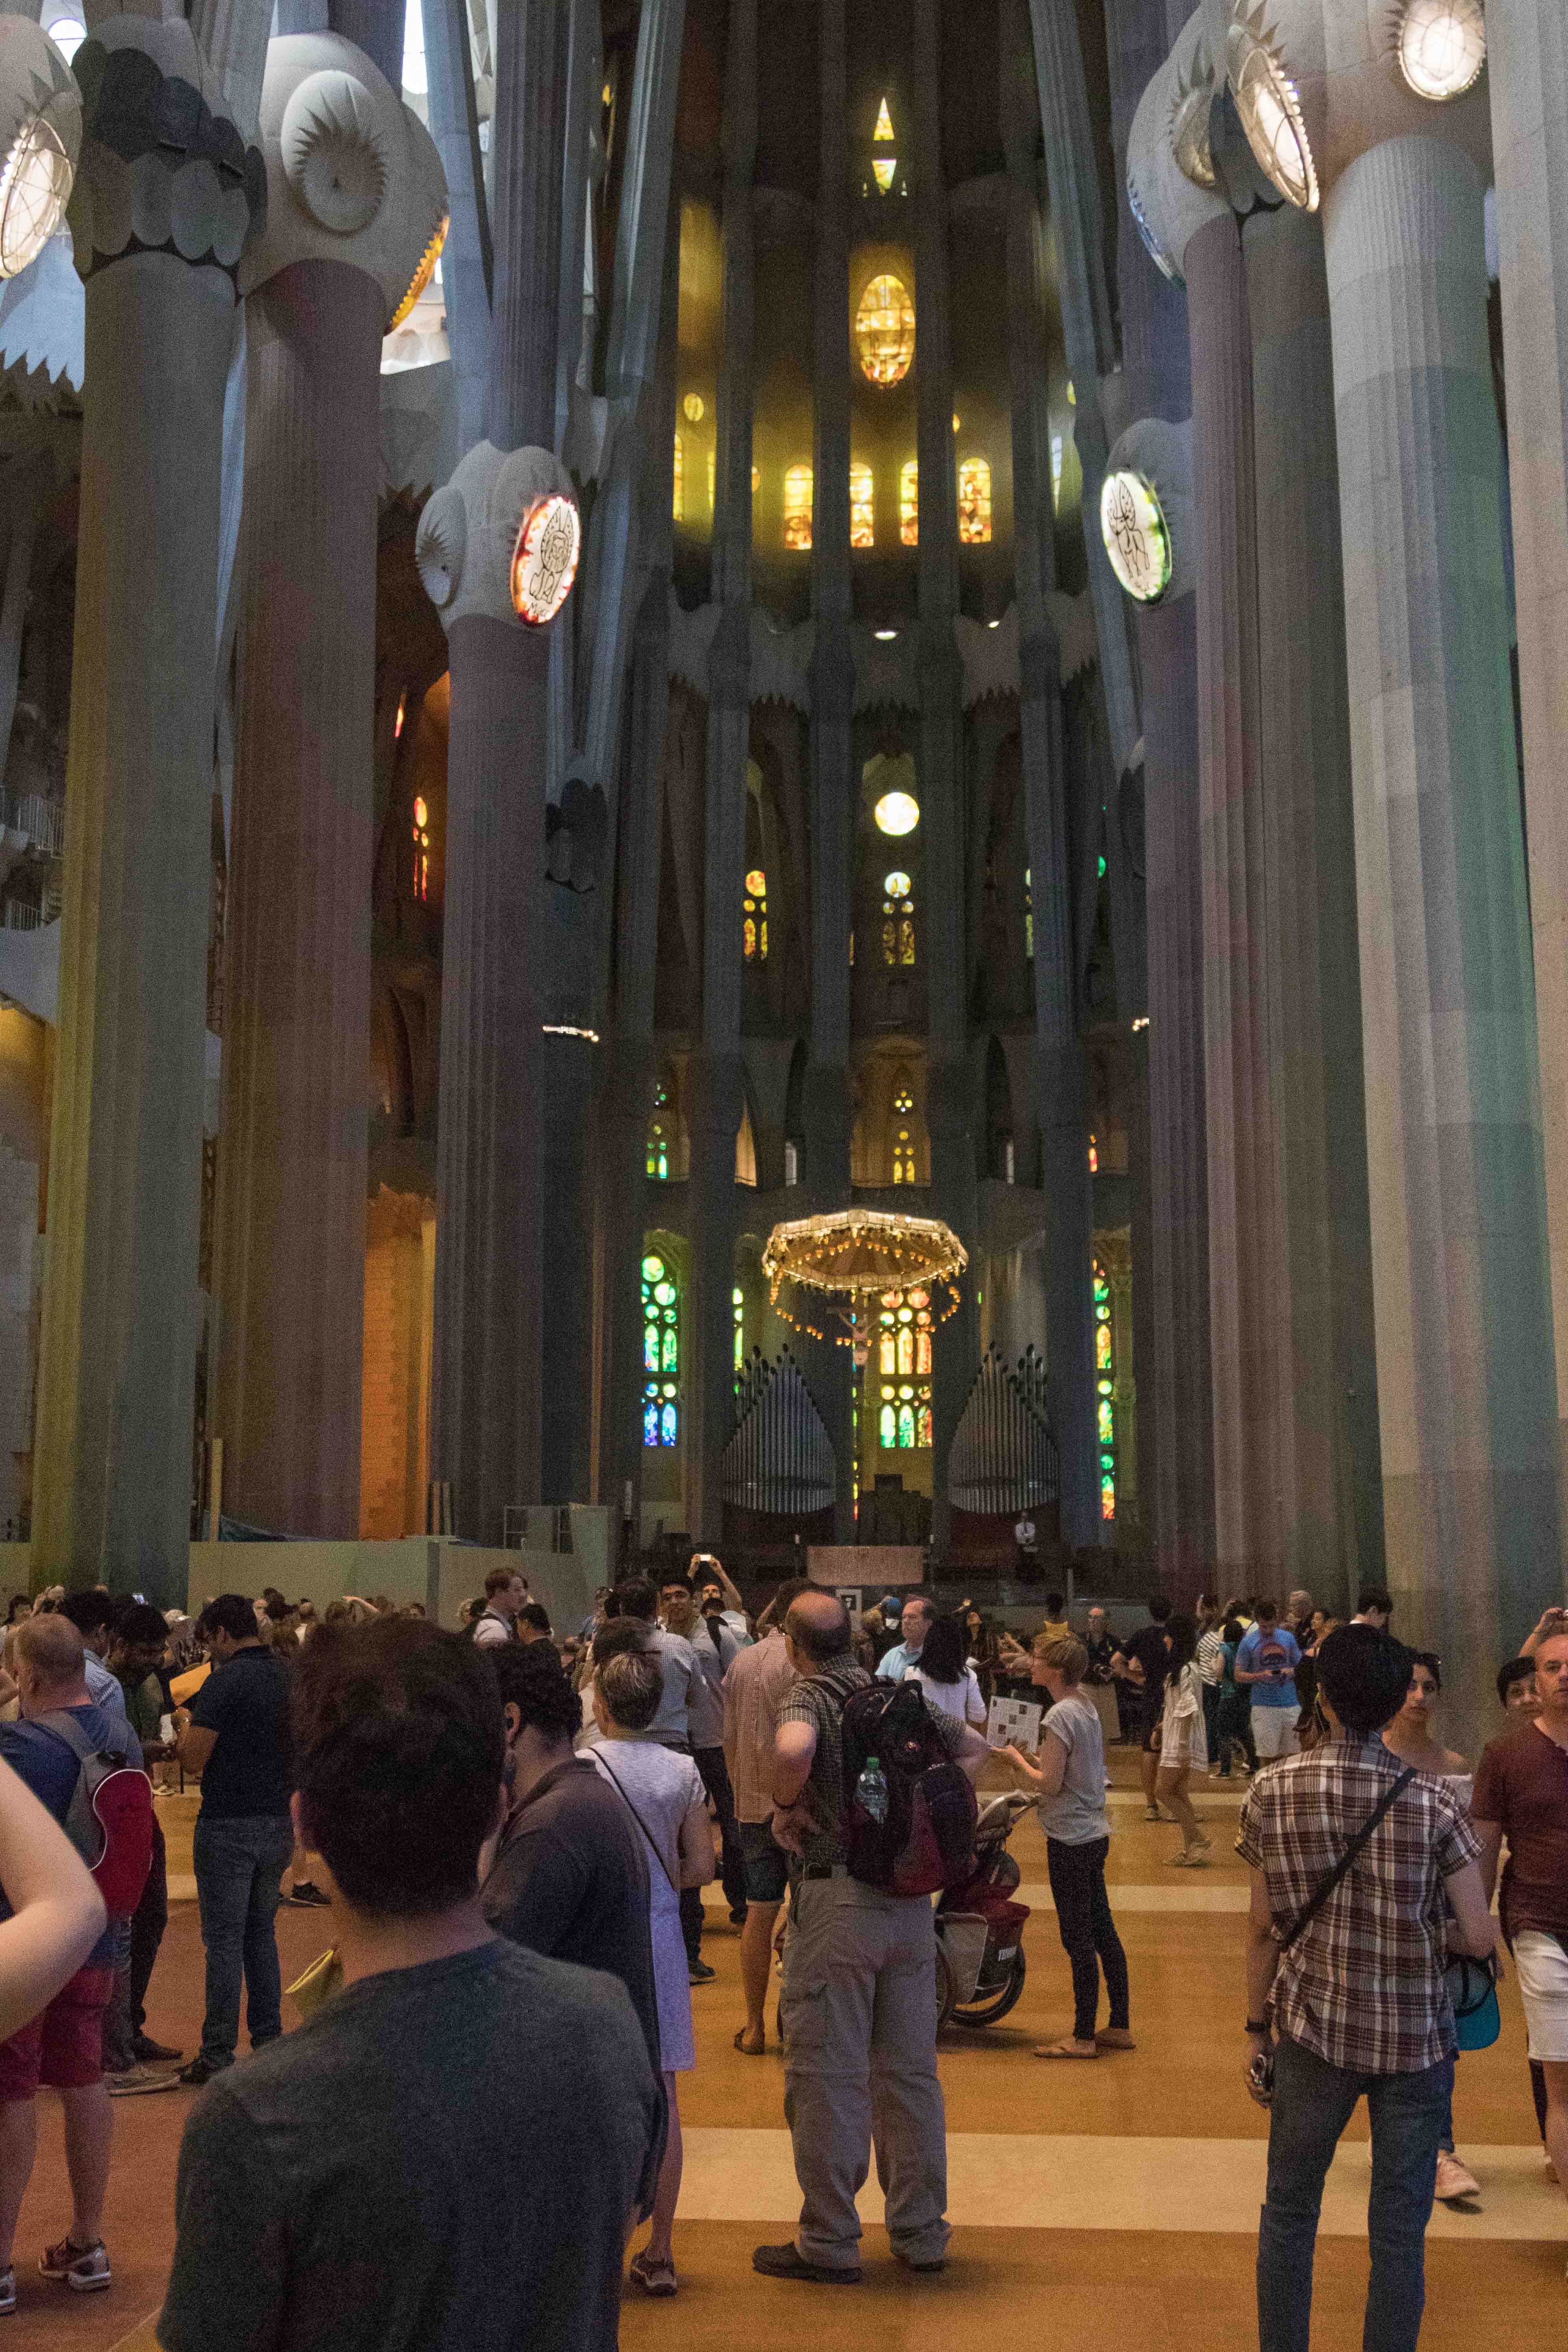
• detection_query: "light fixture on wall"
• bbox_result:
[510,492,581,626]
[1227,3,1317,212]
[1395,0,1486,101]
[0,17,82,279]
[874,789,920,836]
[1100,469,1172,603]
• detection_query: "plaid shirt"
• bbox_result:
[776,1657,870,1868]
[1236,1735,1479,2075]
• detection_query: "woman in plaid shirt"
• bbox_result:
[1237,1626,1497,2352]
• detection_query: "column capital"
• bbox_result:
[68,19,266,284]
[239,32,447,326]
[417,440,581,633]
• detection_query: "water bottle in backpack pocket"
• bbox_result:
[838,1681,978,1897]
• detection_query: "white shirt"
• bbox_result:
[906,1664,988,1729]
[84,1648,129,1730]
[471,1610,512,1648]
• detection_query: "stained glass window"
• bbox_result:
[743,868,768,963]
[784,463,813,550]
[850,461,874,549]
[878,1289,932,1446]
[707,446,716,512]
[881,871,915,967]
[733,1283,744,1374]
[892,1131,916,1184]
[958,455,992,544]
[642,1252,680,1445]
[1024,866,1033,961]
[855,275,915,387]
[411,794,429,901]
[646,1077,671,1179]
[1088,1133,1098,1174]
[899,458,918,546]
[1093,1258,1115,1521]
[874,96,894,140]
[672,433,683,522]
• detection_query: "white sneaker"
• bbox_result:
[1434,2151,1480,2201]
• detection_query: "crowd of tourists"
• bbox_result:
[0,1564,1560,2349]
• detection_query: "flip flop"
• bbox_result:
[1033,2039,1099,2059]
[1095,2029,1137,2051]
[628,2251,678,2297]
[734,2028,767,2056]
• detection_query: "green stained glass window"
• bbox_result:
[1093,1260,1115,1521]
[643,1252,679,1446]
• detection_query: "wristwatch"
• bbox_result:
[1245,2018,1269,2035]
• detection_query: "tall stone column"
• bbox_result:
[1246,203,1381,1604]
[32,16,265,1601]
[215,35,445,1537]
[1491,1,1568,1533]
[911,0,976,1556]
[1247,6,1562,1730]
[1001,0,1097,1550]
[688,0,757,1545]
[415,0,576,1543]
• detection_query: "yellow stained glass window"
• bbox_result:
[707,445,716,512]
[893,1129,915,1184]
[672,433,684,522]
[958,455,991,543]
[874,97,894,140]
[899,458,918,546]
[855,274,915,387]
[784,463,813,550]
[744,869,768,963]
[872,156,896,192]
[850,461,874,549]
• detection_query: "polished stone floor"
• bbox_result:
[9,1758,1561,2351]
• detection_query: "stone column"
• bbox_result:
[215,35,445,1537]
[1002,0,1097,1550]
[32,16,265,1600]
[1490,1,1568,1535]
[1185,208,1281,1583]
[1246,203,1381,1605]
[911,0,977,1555]
[688,0,757,1545]
[416,0,575,1543]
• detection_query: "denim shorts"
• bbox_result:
[740,1819,789,1905]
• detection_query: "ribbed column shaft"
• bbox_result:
[1139,594,1213,1594]
[1490,0,1568,1536]
[1245,206,1381,1605]
[215,259,381,1536]
[486,0,568,448]
[1188,211,1280,1583]
[431,619,549,1539]
[1324,134,1561,1741]
[32,256,234,1602]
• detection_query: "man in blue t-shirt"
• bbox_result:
[1234,1599,1303,1761]
[0,1612,141,2302]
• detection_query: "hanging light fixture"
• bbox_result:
[762,1208,967,1355]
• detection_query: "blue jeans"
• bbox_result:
[1258,2033,1450,2352]
[192,1814,294,2067]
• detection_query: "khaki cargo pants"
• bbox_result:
[781,1869,949,2272]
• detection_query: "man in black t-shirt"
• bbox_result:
[160,1619,659,2352]
[1114,1596,1173,1819]
[172,1597,294,2087]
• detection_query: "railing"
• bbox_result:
[721,1348,835,1515]
[947,1343,1060,1515]
[0,790,64,857]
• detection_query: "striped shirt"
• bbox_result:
[1236,1735,1479,2075]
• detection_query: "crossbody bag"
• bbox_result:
[589,1748,679,1897]
[1277,1765,1417,1950]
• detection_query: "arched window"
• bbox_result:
[672,433,684,522]
[743,868,768,962]
[958,454,992,544]
[646,1075,671,1179]
[784,463,813,550]
[855,275,915,386]
[891,1082,917,1184]
[642,1252,680,1446]
[850,460,874,549]
[411,795,430,901]
[877,1287,932,1447]
[1093,1257,1115,1521]
[881,870,915,967]
[733,1283,744,1374]
[899,457,918,546]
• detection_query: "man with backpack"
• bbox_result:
[754,1592,985,2285]
[0,1613,147,2304]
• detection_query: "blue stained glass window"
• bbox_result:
[642,1252,679,1445]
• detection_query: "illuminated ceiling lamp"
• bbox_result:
[0,17,82,279]
[1395,0,1485,101]
[874,787,920,836]
[1227,1,1318,211]
[763,1207,968,1354]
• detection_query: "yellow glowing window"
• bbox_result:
[892,1129,916,1184]
[850,461,874,549]
[874,97,894,141]
[784,463,813,550]
[743,868,768,963]
[872,156,896,192]
[899,458,918,546]
[1088,1132,1099,1173]
[882,875,915,967]
[958,455,992,543]
[412,794,430,901]
[672,432,683,522]
[707,445,716,511]
[855,274,915,387]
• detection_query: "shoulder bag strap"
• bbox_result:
[1278,1766,1418,1951]
[588,1748,679,1896]
[31,1709,98,1764]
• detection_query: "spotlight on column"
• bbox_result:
[1395,0,1485,102]
[1226,1,1317,211]
[1100,472,1172,604]
[1101,416,1193,606]
[0,17,82,278]
[1169,49,1217,189]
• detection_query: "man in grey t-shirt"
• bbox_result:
[159,1619,659,2352]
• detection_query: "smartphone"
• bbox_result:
[1247,2049,1275,2105]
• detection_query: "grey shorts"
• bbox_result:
[740,1819,789,1906]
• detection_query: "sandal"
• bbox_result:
[1033,2038,1099,2059]
[628,2250,678,2298]
[1095,2028,1137,2051]
[734,2027,767,2056]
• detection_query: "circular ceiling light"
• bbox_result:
[1100,469,1172,604]
[510,492,581,626]
[874,790,920,837]
[855,273,915,387]
[1227,13,1318,212]
[1397,0,1486,101]
[389,212,448,329]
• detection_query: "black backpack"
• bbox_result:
[836,1678,978,1897]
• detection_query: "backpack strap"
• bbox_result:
[32,1710,126,1767]
[1277,1766,1417,1951]
[587,1749,679,1897]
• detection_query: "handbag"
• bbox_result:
[1443,1953,1501,2051]
[1277,1766,1417,1950]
